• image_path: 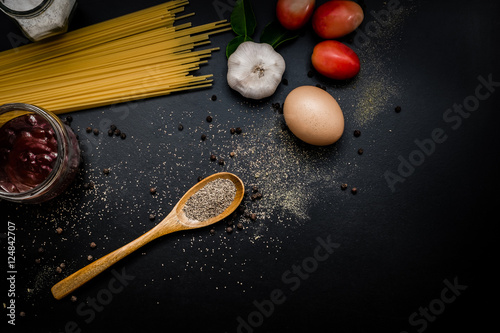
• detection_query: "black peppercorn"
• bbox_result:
[226,226,233,234]
[209,228,215,235]
[149,214,156,221]
[65,116,73,123]
[282,78,288,85]
[108,129,114,136]
[353,130,361,137]
[103,168,110,175]
[307,70,315,78]
[236,222,243,230]
[86,127,92,133]
[230,128,236,134]
[178,124,183,131]
[150,187,157,195]
[358,148,364,155]
[201,134,207,141]
[56,227,63,234]
[218,158,225,165]
[341,183,348,191]
[395,106,402,113]
[250,213,257,221]
[211,94,217,101]
[206,115,213,122]
[351,187,358,194]
[90,242,97,249]
[93,128,99,135]
[120,132,126,139]
[235,127,242,134]
[110,124,117,131]
[114,129,121,136]
[210,154,217,161]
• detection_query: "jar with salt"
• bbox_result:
[0,0,77,42]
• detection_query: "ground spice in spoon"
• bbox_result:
[182,178,236,223]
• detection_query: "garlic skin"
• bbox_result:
[227,42,286,100]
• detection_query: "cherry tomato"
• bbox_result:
[312,0,364,39]
[276,0,316,30]
[311,40,360,80]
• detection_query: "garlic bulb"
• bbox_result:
[227,42,286,100]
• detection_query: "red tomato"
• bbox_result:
[276,0,316,30]
[312,0,364,39]
[311,40,360,80]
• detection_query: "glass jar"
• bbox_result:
[0,0,77,42]
[0,103,81,204]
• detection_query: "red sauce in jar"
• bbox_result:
[0,114,58,193]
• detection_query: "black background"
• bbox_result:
[1,0,499,332]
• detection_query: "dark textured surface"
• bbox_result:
[1,0,499,332]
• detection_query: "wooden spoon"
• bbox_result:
[51,172,244,300]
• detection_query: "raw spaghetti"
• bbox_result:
[0,0,230,114]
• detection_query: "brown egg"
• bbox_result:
[283,86,344,146]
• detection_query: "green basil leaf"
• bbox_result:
[260,20,299,49]
[226,35,253,58]
[230,0,256,37]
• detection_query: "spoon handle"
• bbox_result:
[51,220,169,300]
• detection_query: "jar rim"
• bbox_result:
[0,0,53,17]
[0,103,67,200]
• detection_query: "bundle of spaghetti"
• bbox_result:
[0,0,230,114]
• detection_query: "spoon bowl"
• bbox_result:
[51,172,244,300]
[175,172,245,229]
